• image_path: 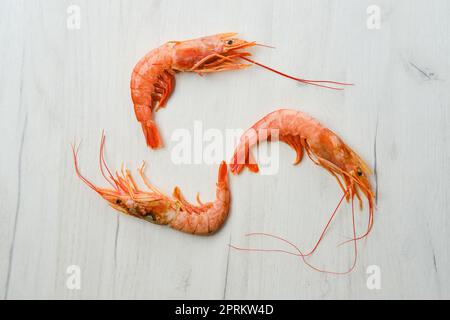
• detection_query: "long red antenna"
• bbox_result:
[71,143,100,193]
[230,190,348,257]
[338,203,374,246]
[99,131,120,191]
[241,56,353,91]
[230,190,359,275]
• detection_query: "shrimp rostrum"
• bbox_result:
[229,109,375,274]
[72,135,230,235]
[131,33,352,149]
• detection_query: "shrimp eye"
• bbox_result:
[226,40,234,45]
[356,168,363,176]
[115,199,122,204]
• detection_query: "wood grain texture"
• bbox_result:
[0,0,449,299]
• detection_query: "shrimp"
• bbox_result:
[131,33,352,149]
[72,134,230,235]
[229,109,375,274]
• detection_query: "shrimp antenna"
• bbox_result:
[255,43,276,49]
[230,189,348,257]
[99,131,120,191]
[230,188,359,275]
[292,193,359,275]
[71,142,100,194]
[338,203,374,246]
[241,56,353,90]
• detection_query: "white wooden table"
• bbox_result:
[1,0,449,299]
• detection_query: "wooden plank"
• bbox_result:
[0,0,449,299]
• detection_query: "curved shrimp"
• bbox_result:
[72,134,230,235]
[229,109,375,273]
[131,33,352,149]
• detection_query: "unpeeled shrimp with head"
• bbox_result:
[229,109,375,274]
[72,133,230,235]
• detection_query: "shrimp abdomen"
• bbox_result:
[131,45,175,149]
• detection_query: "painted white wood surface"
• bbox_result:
[1,0,449,299]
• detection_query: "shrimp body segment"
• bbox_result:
[230,109,375,235]
[72,137,230,235]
